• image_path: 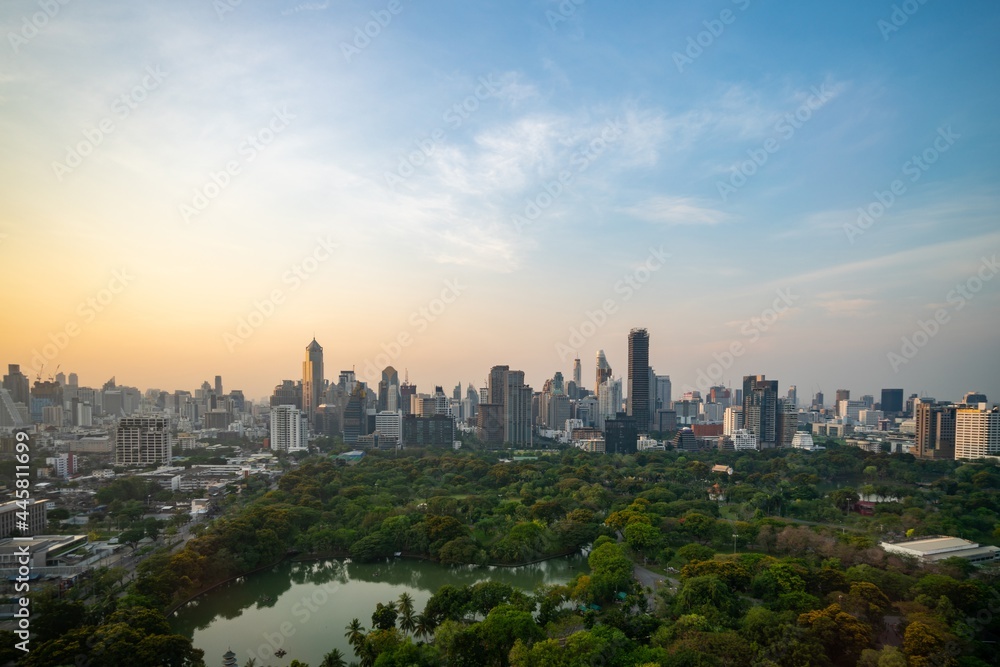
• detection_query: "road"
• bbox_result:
[633,562,679,609]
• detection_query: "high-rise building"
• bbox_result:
[955,406,1000,460]
[477,403,504,447]
[489,365,509,406]
[723,406,743,436]
[486,365,531,445]
[374,411,403,445]
[604,412,638,454]
[214,375,223,396]
[787,385,797,408]
[881,388,904,415]
[271,380,302,409]
[2,365,30,407]
[270,404,307,452]
[378,366,400,412]
[573,358,582,388]
[813,392,824,410]
[860,394,875,409]
[31,380,63,423]
[597,377,622,430]
[595,350,612,394]
[627,328,650,430]
[342,386,368,444]
[403,414,456,447]
[778,399,798,447]
[302,338,324,427]
[838,400,866,423]
[834,389,851,416]
[743,375,778,447]
[962,391,988,406]
[401,381,417,416]
[654,375,672,412]
[914,401,957,460]
[68,372,78,387]
[504,370,532,445]
[114,416,171,466]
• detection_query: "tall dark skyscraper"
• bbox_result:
[627,328,650,430]
[881,388,904,414]
[2,365,30,406]
[302,338,324,426]
[743,374,778,446]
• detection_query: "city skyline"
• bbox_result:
[1,2,998,403]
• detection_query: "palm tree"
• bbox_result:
[397,592,414,617]
[319,648,346,667]
[413,613,434,640]
[345,618,366,652]
[399,607,416,635]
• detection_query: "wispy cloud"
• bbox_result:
[622,196,729,226]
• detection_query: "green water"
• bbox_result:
[170,555,589,666]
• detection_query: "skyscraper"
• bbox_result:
[2,365,30,407]
[378,366,400,412]
[743,374,778,447]
[487,365,532,445]
[955,406,1000,460]
[915,401,956,460]
[627,328,650,430]
[270,404,307,452]
[302,338,324,427]
[654,375,672,412]
[214,375,223,396]
[595,350,612,394]
[835,389,850,416]
[787,385,797,408]
[880,388,904,415]
[573,358,582,388]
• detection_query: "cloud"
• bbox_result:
[622,196,729,226]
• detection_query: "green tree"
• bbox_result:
[798,603,873,666]
[346,618,366,651]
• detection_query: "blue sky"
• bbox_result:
[1,0,998,403]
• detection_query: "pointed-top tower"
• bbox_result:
[303,337,324,426]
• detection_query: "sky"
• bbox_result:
[1,1,999,405]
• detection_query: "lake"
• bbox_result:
[170,555,589,666]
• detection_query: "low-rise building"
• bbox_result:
[880,535,1000,565]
